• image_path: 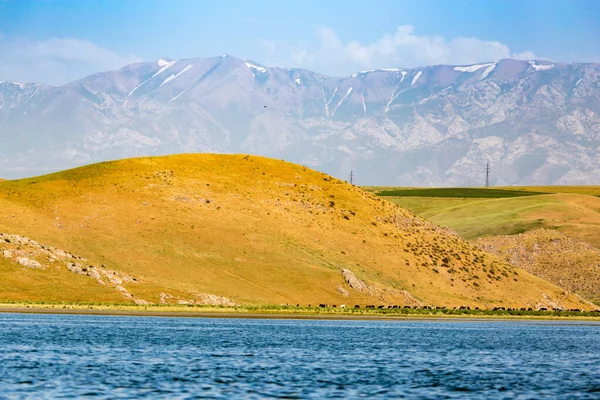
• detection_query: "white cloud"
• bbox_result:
[0,34,142,85]
[263,25,539,76]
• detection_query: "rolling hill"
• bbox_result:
[0,155,592,310]
[378,187,600,303]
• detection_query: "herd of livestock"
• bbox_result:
[277,303,600,313]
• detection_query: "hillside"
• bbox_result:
[0,155,592,310]
[476,229,600,303]
[378,187,600,304]
[1,56,600,186]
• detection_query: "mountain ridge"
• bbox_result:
[1,55,599,185]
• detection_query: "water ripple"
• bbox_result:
[1,314,600,398]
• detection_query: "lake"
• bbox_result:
[1,313,599,398]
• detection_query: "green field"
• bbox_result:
[370,186,600,243]
[376,188,545,198]
[369,186,600,304]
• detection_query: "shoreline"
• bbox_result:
[2,304,600,322]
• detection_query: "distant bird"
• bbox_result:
[264,105,267,108]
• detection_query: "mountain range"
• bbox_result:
[1,55,599,185]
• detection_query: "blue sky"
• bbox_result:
[1,0,599,84]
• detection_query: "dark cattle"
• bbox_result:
[475,307,480,310]
[392,305,398,309]
[354,305,361,308]
[539,308,548,311]
[404,306,411,309]
[366,305,375,309]
[377,305,385,309]
[520,308,526,311]
[412,306,419,309]
[319,304,327,308]
[332,305,337,308]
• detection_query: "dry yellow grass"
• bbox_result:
[0,154,593,310]
[476,229,600,304]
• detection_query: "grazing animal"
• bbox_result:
[366,305,375,309]
[354,305,361,308]
[340,305,346,309]
[319,304,327,308]
[377,305,385,309]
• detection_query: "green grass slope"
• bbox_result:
[377,188,545,198]
[0,155,592,310]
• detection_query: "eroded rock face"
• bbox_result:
[337,286,349,297]
[342,269,368,293]
[340,268,423,307]
[1,232,144,303]
[16,257,42,269]
[159,292,236,306]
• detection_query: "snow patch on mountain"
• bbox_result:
[479,63,497,81]
[332,87,353,116]
[124,59,178,105]
[411,71,422,85]
[156,64,194,91]
[529,61,555,71]
[454,63,494,73]
[245,62,267,74]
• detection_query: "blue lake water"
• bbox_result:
[1,314,599,398]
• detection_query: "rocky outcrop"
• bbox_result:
[340,268,422,307]
[159,292,236,306]
[342,269,368,293]
[16,257,41,269]
[1,232,144,303]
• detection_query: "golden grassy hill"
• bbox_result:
[0,155,593,310]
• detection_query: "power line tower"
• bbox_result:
[485,163,491,188]
[350,169,354,185]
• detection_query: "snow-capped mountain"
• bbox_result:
[1,55,599,185]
